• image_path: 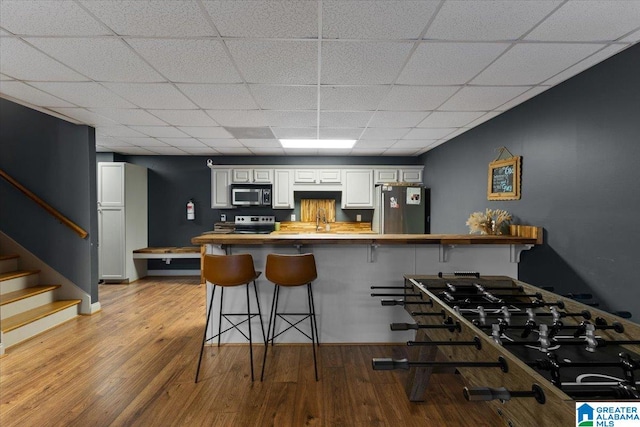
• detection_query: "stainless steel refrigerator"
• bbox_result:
[372,184,429,234]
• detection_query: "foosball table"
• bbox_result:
[371,273,640,426]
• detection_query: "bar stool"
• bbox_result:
[261,253,319,381]
[195,253,265,383]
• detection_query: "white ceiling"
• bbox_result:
[1,0,639,157]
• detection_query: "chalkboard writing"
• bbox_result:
[487,156,521,200]
[491,165,514,193]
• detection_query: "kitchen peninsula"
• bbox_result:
[191,231,542,344]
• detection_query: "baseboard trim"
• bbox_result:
[147,269,200,276]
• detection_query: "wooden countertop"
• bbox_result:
[191,232,542,246]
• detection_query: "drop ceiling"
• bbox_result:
[1,0,639,156]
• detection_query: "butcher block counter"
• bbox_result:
[193,227,543,344]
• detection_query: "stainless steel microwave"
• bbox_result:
[231,185,272,206]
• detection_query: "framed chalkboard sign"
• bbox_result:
[487,156,521,200]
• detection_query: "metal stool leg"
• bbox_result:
[261,284,279,381]
[307,283,319,381]
[309,283,320,346]
[252,280,266,345]
[195,285,217,383]
[246,283,254,381]
[217,287,224,347]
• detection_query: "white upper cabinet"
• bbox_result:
[273,169,294,209]
[400,168,423,183]
[374,169,399,184]
[98,162,125,207]
[232,168,273,183]
[211,168,232,208]
[294,169,317,183]
[318,169,341,183]
[294,169,341,184]
[342,169,374,209]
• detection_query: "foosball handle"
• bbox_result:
[371,358,408,370]
[612,311,632,319]
[463,384,546,404]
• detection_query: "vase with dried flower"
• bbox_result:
[466,209,512,235]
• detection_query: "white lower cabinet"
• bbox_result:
[98,207,125,280]
[342,169,374,208]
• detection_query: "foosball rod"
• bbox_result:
[372,356,508,372]
[381,299,433,307]
[445,299,565,309]
[371,293,424,297]
[419,283,524,292]
[463,384,546,404]
[410,310,446,317]
[407,336,482,350]
[439,291,544,300]
[391,320,461,333]
[470,309,591,320]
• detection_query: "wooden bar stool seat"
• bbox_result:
[261,253,320,381]
[195,253,265,383]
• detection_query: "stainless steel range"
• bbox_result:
[233,215,275,234]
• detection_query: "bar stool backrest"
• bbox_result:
[265,253,317,286]
[203,254,258,287]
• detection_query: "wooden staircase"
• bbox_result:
[0,254,81,350]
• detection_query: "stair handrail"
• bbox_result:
[0,168,88,239]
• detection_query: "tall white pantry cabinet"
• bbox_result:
[97,162,148,282]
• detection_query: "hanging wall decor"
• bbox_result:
[487,147,521,200]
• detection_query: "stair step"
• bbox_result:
[0,254,20,274]
[0,270,39,282]
[0,285,61,306]
[2,300,82,333]
[0,254,20,261]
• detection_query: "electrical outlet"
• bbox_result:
[221,213,226,222]
[356,214,362,222]
[291,214,296,221]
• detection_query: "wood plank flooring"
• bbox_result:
[0,277,504,426]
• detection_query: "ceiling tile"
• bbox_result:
[319,85,389,110]
[383,148,421,156]
[226,40,317,84]
[158,138,206,148]
[391,140,437,149]
[621,29,640,43]
[203,0,317,38]
[543,45,629,85]
[117,137,169,146]
[178,127,232,139]
[359,128,409,140]
[95,136,132,147]
[0,73,14,80]
[271,128,317,139]
[90,108,167,126]
[127,39,241,83]
[80,0,215,37]
[98,126,147,138]
[0,0,108,36]
[146,146,190,155]
[99,146,155,155]
[104,83,197,109]
[27,37,164,82]
[178,84,258,109]
[0,81,75,107]
[354,140,396,149]
[148,109,218,127]
[378,85,459,111]
[0,38,88,81]
[368,111,429,128]
[464,112,502,128]
[263,111,317,128]
[215,147,252,155]
[205,110,267,127]
[180,147,220,155]
[239,139,282,148]
[319,112,373,128]
[250,85,316,110]
[284,148,319,155]
[322,1,439,39]
[417,111,486,128]
[402,128,457,140]
[525,1,640,42]
[438,86,531,111]
[397,42,509,85]
[249,148,286,155]
[425,1,562,41]
[351,148,386,156]
[496,86,552,112]
[472,43,604,85]
[200,139,244,148]
[129,126,188,138]
[321,41,413,85]
[34,82,136,108]
[318,128,363,139]
[443,128,473,140]
[51,107,117,127]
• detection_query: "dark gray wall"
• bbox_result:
[421,44,640,320]
[0,98,99,302]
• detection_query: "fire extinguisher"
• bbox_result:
[186,199,195,221]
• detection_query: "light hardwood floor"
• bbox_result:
[0,277,503,426]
